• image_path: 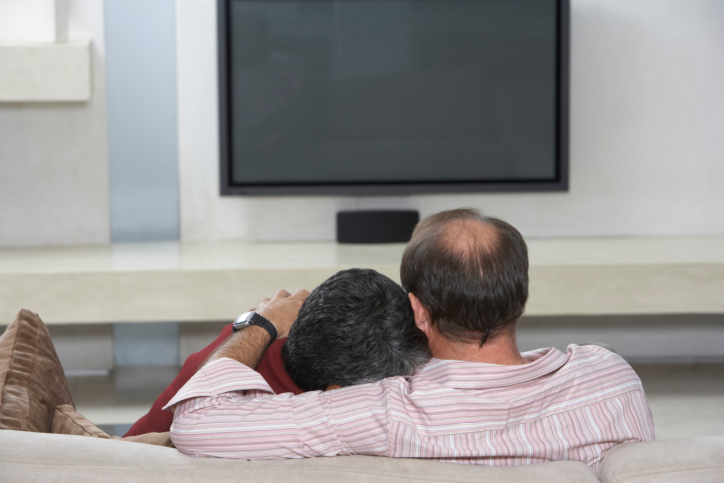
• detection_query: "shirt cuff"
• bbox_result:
[163,358,275,411]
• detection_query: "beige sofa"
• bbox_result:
[2,310,723,482]
[0,430,722,482]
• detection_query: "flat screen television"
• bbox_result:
[219,0,569,196]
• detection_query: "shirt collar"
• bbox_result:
[414,347,570,390]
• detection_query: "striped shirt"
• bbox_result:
[165,344,655,472]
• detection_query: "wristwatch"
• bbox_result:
[232,311,278,342]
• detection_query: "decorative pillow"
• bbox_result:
[52,404,112,438]
[0,309,173,447]
[52,404,174,447]
[0,309,75,432]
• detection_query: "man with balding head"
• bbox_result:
[401,209,530,366]
[167,209,654,472]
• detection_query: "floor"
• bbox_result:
[68,362,724,439]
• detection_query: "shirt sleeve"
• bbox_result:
[164,358,391,459]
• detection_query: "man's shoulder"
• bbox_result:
[567,343,618,357]
[406,347,642,397]
[565,343,633,369]
[559,344,645,395]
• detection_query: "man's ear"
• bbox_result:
[408,293,432,336]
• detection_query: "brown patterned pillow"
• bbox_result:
[52,404,174,447]
[0,309,74,432]
[51,404,112,438]
[0,309,174,447]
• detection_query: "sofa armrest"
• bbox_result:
[598,436,724,483]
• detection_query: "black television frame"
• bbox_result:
[219,0,569,196]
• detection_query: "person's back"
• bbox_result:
[167,208,654,471]
[368,344,652,471]
[393,208,654,470]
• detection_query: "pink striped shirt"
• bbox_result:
[165,344,654,472]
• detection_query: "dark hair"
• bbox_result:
[283,268,431,392]
[400,208,529,345]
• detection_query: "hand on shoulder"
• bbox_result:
[256,289,310,338]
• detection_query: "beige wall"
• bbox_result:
[177,0,724,242]
[2,1,722,247]
[0,0,109,247]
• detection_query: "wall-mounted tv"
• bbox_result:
[219,0,569,196]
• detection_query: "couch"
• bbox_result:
[1,310,723,482]
[0,430,722,482]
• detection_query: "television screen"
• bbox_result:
[219,0,569,195]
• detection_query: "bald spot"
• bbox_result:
[437,219,501,262]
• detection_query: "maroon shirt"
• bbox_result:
[124,324,302,437]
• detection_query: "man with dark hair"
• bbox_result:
[167,209,654,471]
[284,268,430,392]
[126,267,427,437]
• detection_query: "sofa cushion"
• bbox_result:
[598,436,724,483]
[0,309,74,432]
[0,430,600,483]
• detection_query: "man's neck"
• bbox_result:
[430,330,527,366]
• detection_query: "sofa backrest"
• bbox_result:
[0,430,599,482]
[598,436,724,483]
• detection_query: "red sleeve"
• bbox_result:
[124,325,302,437]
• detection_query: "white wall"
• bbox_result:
[0,0,110,246]
[177,0,724,242]
[0,0,67,43]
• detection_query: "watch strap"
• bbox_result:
[247,312,278,343]
[233,311,277,343]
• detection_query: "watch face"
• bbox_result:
[233,311,254,331]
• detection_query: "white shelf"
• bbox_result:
[1,237,723,324]
[0,41,91,102]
